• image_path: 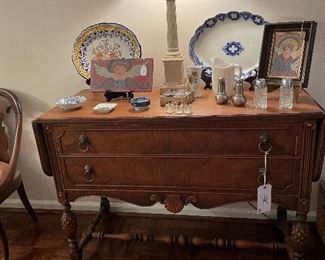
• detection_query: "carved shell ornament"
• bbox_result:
[164,195,184,213]
[150,194,197,214]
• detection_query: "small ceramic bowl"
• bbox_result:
[130,96,150,111]
[56,95,87,110]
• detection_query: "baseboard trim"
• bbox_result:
[0,199,317,221]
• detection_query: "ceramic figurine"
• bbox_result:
[231,79,246,106]
[187,65,202,98]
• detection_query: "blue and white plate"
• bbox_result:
[56,95,87,110]
[189,11,267,79]
[72,23,142,79]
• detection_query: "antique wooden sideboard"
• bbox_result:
[32,87,325,259]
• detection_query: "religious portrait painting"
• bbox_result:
[258,21,317,88]
[90,58,153,92]
[267,32,305,79]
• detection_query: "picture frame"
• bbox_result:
[258,21,317,88]
[90,58,153,92]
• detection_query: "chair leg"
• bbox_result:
[0,220,9,260]
[17,183,38,223]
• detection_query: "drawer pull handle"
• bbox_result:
[78,134,89,152]
[258,133,272,153]
[84,165,94,183]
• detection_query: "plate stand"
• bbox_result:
[104,90,134,101]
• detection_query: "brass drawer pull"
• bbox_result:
[84,165,94,183]
[258,133,272,153]
[78,134,89,152]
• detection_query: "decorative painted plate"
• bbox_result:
[72,23,142,79]
[189,11,267,79]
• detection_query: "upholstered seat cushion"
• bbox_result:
[0,161,8,177]
[0,161,22,203]
[0,161,9,188]
[0,97,10,114]
[0,124,9,163]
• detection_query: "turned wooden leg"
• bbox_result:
[276,206,289,244]
[78,197,111,249]
[100,197,110,217]
[277,206,287,224]
[61,203,82,260]
[289,221,310,259]
[17,182,38,223]
[0,220,9,260]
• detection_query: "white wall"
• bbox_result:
[0,0,324,218]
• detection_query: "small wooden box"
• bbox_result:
[317,180,325,245]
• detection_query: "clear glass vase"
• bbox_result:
[279,79,293,110]
[254,79,267,109]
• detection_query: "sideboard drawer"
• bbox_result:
[54,124,300,156]
[61,157,299,194]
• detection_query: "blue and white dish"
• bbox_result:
[93,103,117,113]
[130,96,150,111]
[56,95,87,110]
[72,23,142,79]
[189,11,267,79]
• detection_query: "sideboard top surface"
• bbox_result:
[35,86,325,122]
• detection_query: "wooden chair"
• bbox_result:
[0,88,37,260]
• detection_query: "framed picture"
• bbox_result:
[90,58,153,92]
[258,21,317,88]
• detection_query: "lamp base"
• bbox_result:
[160,81,188,92]
[162,54,186,87]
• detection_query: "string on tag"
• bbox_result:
[263,151,269,186]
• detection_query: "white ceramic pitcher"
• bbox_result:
[211,58,242,97]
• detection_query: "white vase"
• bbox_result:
[186,65,202,98]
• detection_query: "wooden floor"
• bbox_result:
[0,209,324,260]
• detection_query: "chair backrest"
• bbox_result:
[0,113,9,163]
[0,89,22,186]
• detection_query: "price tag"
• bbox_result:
[257,184,272,214]
[140,64,147,76]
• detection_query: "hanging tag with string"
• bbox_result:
[257,142,272,214]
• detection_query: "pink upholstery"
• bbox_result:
[0,161,9,185]
[0,100,9,114]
